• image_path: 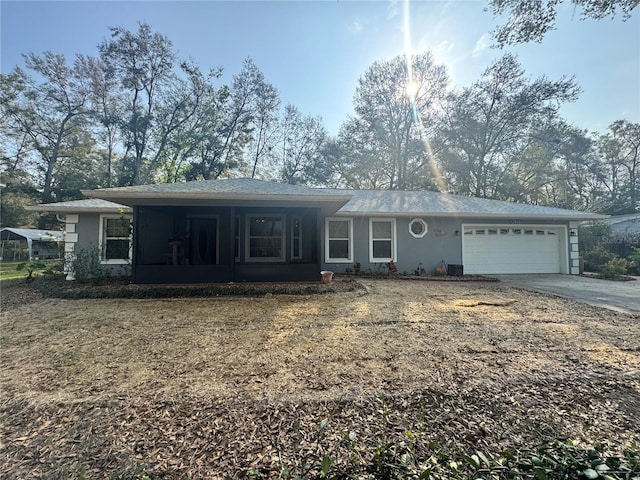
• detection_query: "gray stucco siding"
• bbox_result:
[70,212,132,277]
[321,215,463,275]
[320,215,576,276]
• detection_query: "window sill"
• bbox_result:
[101,260,131,265]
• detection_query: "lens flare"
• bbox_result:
[403,0,447,193]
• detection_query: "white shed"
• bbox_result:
[0,228,64,261]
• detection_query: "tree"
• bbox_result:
[182,61,262,181]
[0,52,93,203]
[231,58,280,179]
[546,123,600,210]
[78,54,122,187]
[596,120,640,213]
[321,118,392,189]
[489,0,639,46]
[272,105,327,185]
[343,51,448,190]
[437,54,579,199]
[98,23,177,185]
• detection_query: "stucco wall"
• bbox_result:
[320,212,575,276]
[64,212,132,279]
[321,215,462,275]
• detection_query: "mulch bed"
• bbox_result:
[14,273,496,301]
[24,275,366,299]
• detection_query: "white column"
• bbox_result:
[64,214,79,280]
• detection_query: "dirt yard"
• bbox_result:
[1,278,639,478]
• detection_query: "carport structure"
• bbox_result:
[0,228,64,261]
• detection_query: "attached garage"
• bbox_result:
[462,224,567,274]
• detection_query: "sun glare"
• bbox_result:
[402,0,448,193]
[405,81,419,98]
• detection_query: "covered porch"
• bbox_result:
[133,205,322,284]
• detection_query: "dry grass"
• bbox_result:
[1,278,639,478]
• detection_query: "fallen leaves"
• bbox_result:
[1,279,639,478]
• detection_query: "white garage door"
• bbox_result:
[462,226,563,274]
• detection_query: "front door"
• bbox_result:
[190,217,218,265]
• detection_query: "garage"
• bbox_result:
[462,225,566,274]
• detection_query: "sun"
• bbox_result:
[405,80,419,98]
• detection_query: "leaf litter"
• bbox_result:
[1,278,639,478]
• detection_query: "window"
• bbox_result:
[369,218,396,263]
[325,218,352,263]
[408,218,428,238]
[246,215,285,261]
[100,215,131,264]
[291,216,302,259]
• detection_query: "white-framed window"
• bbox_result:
[291,216,302,259]
[246,215,285,261]
[408,218,428,238]
[369,218,396,263]
[99,215,132,264]
[325,217,353,263]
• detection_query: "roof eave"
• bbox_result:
[25,205,133,214]
[335,211,607,221]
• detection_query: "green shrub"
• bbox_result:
[600,257,628,279]
[627,247,640,275]
[66,246,104,282]
[42,260,64,276]
[583,246,616,272]
[15,261,47,280]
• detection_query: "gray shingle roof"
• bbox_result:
[35,178,602,220]
[25,198,131,213]
[332,189,603,220]
[83,178,350,201]
[601,213,640,225]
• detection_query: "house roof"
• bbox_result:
[0,228,64,242]
[25,198,132,214]
[28,179,603,221]
[82,178,352,205]
[600,213,640,225]
[331,189,605,220]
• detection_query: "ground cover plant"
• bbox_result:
[1,278,639,478]
[0,259,62,281]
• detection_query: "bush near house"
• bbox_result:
[600,257,629,279]
[580,223,639,276]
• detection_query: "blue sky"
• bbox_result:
[1,1,638,136]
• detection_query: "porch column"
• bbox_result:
[229,207,235,280]
[64,214,79,280]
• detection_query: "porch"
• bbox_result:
[132,205,322,284]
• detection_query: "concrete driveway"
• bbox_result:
[494,274,640,314]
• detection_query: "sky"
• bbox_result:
[1,0,639,136]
